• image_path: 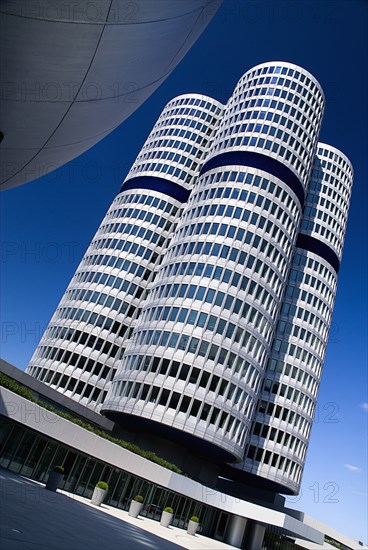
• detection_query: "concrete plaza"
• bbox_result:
[0,469,235,550]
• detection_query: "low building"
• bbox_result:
[0,359,363,550]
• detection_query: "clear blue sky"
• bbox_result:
[1,0,367,543]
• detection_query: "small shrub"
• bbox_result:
[189,516,199,523]
[96,481,108,491]
[0,373,35,402]
[164,507,174,514]
[1,373,185,475]
[134,495,143,503]
[53,465,64,474]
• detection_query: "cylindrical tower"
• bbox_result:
[229,144,353,494]
[27,94,223,410]
[101,63,325,466]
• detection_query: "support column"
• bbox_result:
[245,522,266,550]
[226,515,248,548]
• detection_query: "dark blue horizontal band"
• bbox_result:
[296,233,340,273]
[200,151,305,207]
[120,176,190,203]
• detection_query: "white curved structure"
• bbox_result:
[230,144,353,494]
[27,94,223,409]
[27,62,353,494]
[0,0,222,190]
[102,63,326,467]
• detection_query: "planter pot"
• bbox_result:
[187,520,199,536]
[90,487,107,506]
[128,500,143,518]
[160,511,173,528]
[45,471,64,492]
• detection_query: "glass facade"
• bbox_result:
[0,415,213,533]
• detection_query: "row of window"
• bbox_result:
[285,282,332,319]
[218,74,323,185]
[272,334,323,380]
[219,118,313,166]
[220,105,316,156]
[54,306,134,334]
[252,421,307,460]
[34,344,117,380]
[105,192,179,223]
[178,204,295,255]
[66,272,143,305]
[43,325,126,356]
[162,95,222,115]
[309,178,351,216]
[80,254,150,282]
[289,265,335,304]
[227,78,320,120]
[303,198,345,231]
[139,300,272,349]
[239,63,324,106]
[114,355,254,415]
[277,320,326,358]
[269,312,323,378]
[32,367,108,404]
[137,130,208,162]
[97,207,171,235]
[73,264,151,290]
[229,83,322,130]
[311,166,352,206]
[301,220,343,257]
[280,301,328,340]
[246,443,303,483]
[158,259,282,311]
[130,326,266,379]
[128,161,197,185]
[256,398,311,439]
[267,359,319,398]
[293,253,336,288]
[150,115,216,141]
[305,192,346,239]
[262,378,315,419]
[96,221,170,245]
[149,280,276,332]
[215,134,312,185]
[176,220,292,273]
[189,170,300,228]
[90,236,159,264]
[317,146,353,179]
[112,378,249,445]
[180,194,295,249]
[63,285,143,314]
[165,232,289,285]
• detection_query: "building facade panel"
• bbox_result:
[27,63,352,495]
[235,145,353,493]
[27,95,223,410]
[102,62,326,465]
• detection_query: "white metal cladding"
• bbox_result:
[126,94,224,188]
[26,190,183,409]
[207,62,325,189]
[300,144,354,260]
[103,165,302,461]
[26,96,223,410]
[27,63,353,495]
[235,144,354,494]
[102,63,326,462]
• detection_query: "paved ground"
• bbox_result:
[0,469,235,550]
